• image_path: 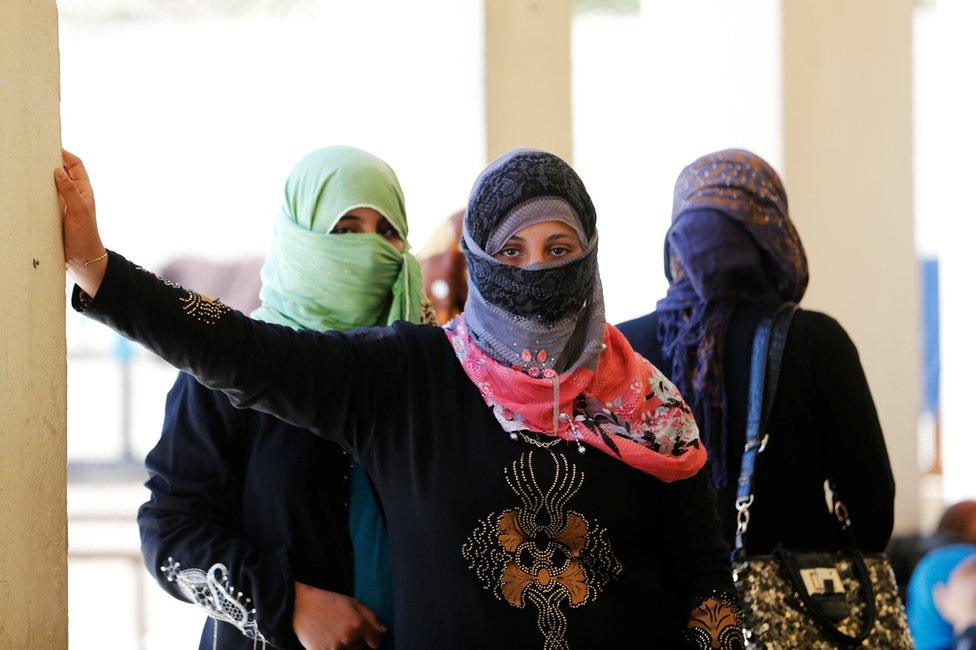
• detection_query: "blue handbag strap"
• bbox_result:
[733,302,797,556]
[733,303,880,645]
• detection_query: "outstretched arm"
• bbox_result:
[56,151,402,458]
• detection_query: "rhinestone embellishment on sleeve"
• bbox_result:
[178,291,231,326]
[134,265,231,326]
[162,558,266,649]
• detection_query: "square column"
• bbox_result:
[0,0,67,645]
[484,0,573,162]
[783,0,919,533]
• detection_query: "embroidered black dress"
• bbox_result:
[618,304,895,554]
[77,253,733,649]
[139,372,361,649]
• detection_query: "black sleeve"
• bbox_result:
[73,251,405,460]
[138,373,296,648]
[814,315,896,552]
[658,468,736,608]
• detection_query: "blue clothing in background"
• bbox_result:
[908,544,976,649]
[349,460,395,646]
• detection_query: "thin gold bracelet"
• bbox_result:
[83,251,108,266]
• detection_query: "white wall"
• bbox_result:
[915,0,976,504]
[574,1,782,324]
[59,1,486,271]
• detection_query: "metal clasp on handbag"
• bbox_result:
[799,567,845,595]
[834,501,852,530]
[743,433,769,454]
[736,494,755,534]
[824,479,853,531]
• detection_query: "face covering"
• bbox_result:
[667,208,771,301]
[460,151,606,375]
[251,146,428,331]
[656,148,808,488]
[446,149,706,482]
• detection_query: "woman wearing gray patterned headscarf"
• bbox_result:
[60,147,743,648]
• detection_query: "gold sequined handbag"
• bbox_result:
[733,549,912,648]
[732,305,913,649]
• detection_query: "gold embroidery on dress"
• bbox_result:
[179,291,231,326]
[134,265,231,326]
[462,451,622,649]
[685,594,745,649]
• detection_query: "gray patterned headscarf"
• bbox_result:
[461,149,606,376]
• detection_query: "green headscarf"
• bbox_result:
[251,146,427,331]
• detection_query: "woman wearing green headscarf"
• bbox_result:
[138,146,431,650]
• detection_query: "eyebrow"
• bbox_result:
[547,233,574,242]
[336,215,362,222]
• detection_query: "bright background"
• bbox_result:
[59,0,969,647]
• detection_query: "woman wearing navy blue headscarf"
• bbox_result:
[619,149,896,554]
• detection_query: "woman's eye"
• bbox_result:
[549,246,570,256]
[332,227,353,234]
[380,226,400,239]
[500,248,521,257]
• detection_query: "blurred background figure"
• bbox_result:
[891,501,976,604]
[938,502,976,545]
[909,547,976,649]
[417,210,467,325]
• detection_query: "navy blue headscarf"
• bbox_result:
[656,149,808,488]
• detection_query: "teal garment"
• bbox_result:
[349,460,395,645]
[247,146,427,644]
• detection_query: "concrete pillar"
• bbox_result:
[0,1,68,646]
[782,0,919,533]
[484,0,573,162]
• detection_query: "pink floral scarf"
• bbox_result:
[445,315,706,482]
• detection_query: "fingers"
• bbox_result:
[61,149,81,165]
[54,168,86,215]
[354,603,387,634]
[351,603,386,649]
[360,626,383,650]
[61,148,91,185]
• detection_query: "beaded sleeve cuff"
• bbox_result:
[683,589,745,649]
[162,558,267,648]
